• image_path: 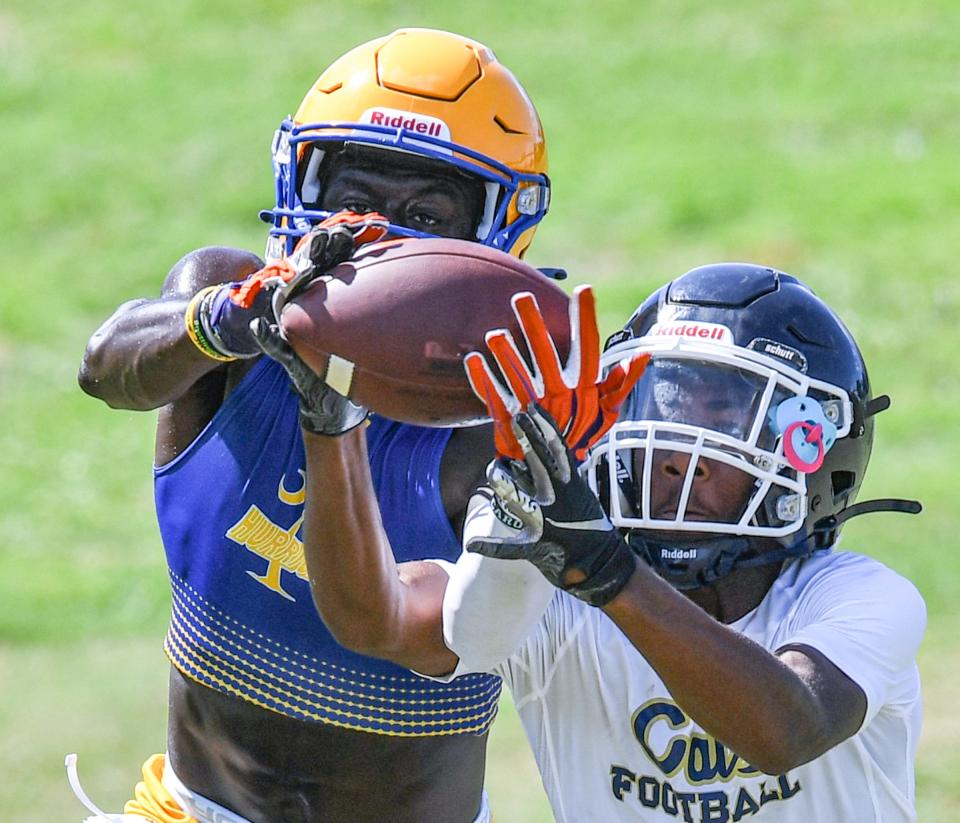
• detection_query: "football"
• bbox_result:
[280,238,571,426]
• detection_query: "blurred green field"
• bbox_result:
[1,1,958,820]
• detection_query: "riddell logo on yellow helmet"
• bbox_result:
[360,107,452,143]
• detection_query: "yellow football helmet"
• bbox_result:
[262,28,549,259]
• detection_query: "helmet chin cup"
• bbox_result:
[628,531,823,591]
[628,533,751,591]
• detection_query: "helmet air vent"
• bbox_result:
[666,263,779,308]
[786,323,828,348]
[493,115,524,135]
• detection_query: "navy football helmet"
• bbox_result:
[586,263,920,589]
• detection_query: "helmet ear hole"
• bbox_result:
[831,470,856,503]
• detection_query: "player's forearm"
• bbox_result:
[603,565,833,774]
[302,429,398,638]
[80,246,265,409]
[301,429,456,674]
[78,297,225,409]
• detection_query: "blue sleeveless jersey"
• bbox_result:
[154,357,500,736]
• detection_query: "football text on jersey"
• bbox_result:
[608,698,802,821]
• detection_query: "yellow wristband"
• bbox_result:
[184,286,238,363]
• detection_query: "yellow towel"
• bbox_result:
[123,754,197,823]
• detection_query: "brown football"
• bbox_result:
[280,238,571,426]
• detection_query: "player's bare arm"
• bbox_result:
[301,428,458,676]
[78,246,262,411]
[249,277,464,678]
[602,562,866,775]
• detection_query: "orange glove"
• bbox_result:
[465,285,650,461]
[229,210,389,309]
[193,211,389,360]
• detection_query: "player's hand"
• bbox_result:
[252,315,369,436]
[464,404,636,607]
[196,211,388,359]
[464,285,649,461]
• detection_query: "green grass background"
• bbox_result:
[1,1,958,819]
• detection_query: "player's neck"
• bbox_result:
[684,563,781,624]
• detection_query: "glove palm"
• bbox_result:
[465,285,648,461]
[465,406,636,607]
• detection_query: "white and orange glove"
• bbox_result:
[464,285,649,461]
[462,405,640,606]
[190,211,388,360]
[460,285,649,607]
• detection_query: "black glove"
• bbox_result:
[252,315,369,436]
[199,212,388,358]
[464,405,637,607]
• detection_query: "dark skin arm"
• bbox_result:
[301,427,460,677]
[78,246,263,411]
[601,561,868,775]
[78,246,263,463]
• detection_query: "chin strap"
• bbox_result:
[812,497,922,534]
[864,394,891,418]
[628,497,922,591]
[742,496,922,572]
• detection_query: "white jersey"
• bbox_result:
[449,550,925,823]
